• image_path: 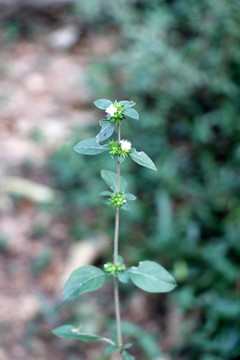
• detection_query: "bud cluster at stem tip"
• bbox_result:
[105,102,125,123]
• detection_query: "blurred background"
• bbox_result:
[0,1,240,359]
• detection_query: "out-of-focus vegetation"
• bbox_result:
[47,1,240,359]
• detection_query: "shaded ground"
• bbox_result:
[0,35,104,360]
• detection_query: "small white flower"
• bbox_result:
[105,103,118,117]
[120,140,131,151]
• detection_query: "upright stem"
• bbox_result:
[113,123,123,349]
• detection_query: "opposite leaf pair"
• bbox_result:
[62,260,176,303]
[74,138,157,171]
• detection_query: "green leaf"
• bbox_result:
[97,121,115,142]
[121,203,131,211]
[118,271,129,284]
[74,138,106,155]
[94,99,112,110]
[119,321,162,358]
[130,150,157,171]
[117,255,124,264]
[64,265,106,301]
[100,191,112,197]
[104,344,117,355]
[101,199,110,205]
[53,325,114,344]
[123,350,135,360]
[101,170,127,191]
[118,156,126,164]
[123,108,139,120]
[128,261,176,293]
[125,193,136,201]
[117,100,136,108]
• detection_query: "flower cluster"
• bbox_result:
[108,141,121,157]
[108,140,132,158]
[104,262,127,275]
[110,191,127,208]
[120,140,131,155]
[105,102,125,124]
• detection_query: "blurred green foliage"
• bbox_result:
[48,0,240,359]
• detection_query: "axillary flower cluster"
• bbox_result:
[108,140,132,158]
[110,191,126,208]
[104,262,127,275]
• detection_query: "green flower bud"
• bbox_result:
[110,191,127,208]
[104,262,127,275]
[116,264,127,273]
[104,262,116,274]
[108,141,122,157]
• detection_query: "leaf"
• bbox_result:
[117,255,124,264]
[123,350,135,360]
[104,344,117,355]
[53,325,114,344]
[99,119,108,127]
[100,191,112,197]
[118,156,126,164]
[97,121,115,142]
[63,265,106,301]
[128,261,176,293]
[94,99,112,110]
[101,170,127,191]
[119,321,162,358]
[121,203,131,211]
[123,108,139,120]
[130,150,157,171]
[118,271,129,284]
[74,138,106,155]
[117,100,136,108]
[125,193,136,201]
[101,199,110,205]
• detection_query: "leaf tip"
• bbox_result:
[73,144,78,152]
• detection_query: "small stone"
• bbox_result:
[47,25,80,51]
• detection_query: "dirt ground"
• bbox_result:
[0,33,107,360]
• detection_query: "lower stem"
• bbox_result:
[114,272,122,348]
[113,184,122,349]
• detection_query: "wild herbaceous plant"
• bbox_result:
[53,99,177,359]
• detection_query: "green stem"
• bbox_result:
[113,123,123,351]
